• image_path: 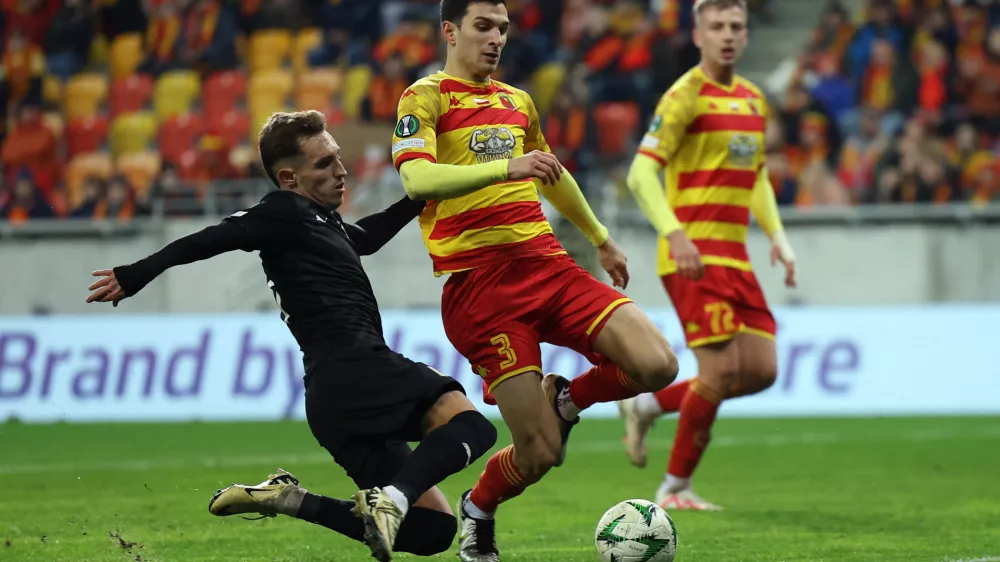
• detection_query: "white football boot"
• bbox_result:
[617,396,657,468]
[351,487,404,562]
[656,486,723,511]
[456,490,499,562]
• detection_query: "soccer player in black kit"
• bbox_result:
[85,110,498,562]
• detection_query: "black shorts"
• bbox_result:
[303,348,464,488]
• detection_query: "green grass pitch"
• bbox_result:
[2,416,999,562]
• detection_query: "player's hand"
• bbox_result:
[86,269,128,307]
[507,150,564,185]
[770,232,797,288]
[598,236,630,289]
[667,230,704,280]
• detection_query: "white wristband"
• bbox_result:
[772,230,796,262]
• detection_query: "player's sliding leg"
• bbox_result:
[209,470,458,556]
[458,372,564,562]
[353,391,497,560]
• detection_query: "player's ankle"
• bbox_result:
[280,486,307,517]
[635,393,663,417]
[382,485,410,515]
[463,496,495,520]
[664,474,691,494]
[557,386,582,421]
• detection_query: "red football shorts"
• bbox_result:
[442,253,631,396]
[662,265,776,348]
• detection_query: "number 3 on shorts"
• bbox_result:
[704,302,736,335]
[490,333,517,370]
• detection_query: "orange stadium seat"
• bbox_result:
[207,109,250,148]
[110,74,155,117]
[341,65,373,120]
[293,28,323,73]
[109,112,158,157]
[64,73,109,120]
[593,102,640,156]
[66,115,110,158]
[109,33,144,78]
[116,150,162,196]
[295,68,343,112]
[158,113,205,164]
[153,70,201,121]
[203,70,247,117]
[65,152,114,208]
[248,29,293,73]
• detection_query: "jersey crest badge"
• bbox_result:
[648,114,663,133]
[395,114,420,138]
[498,93,516,111]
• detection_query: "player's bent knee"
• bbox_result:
[393,506,458,555]
[452,410,498,463]
[631,341,679,392]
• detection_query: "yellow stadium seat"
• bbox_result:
[295,68,343,110]
[248,29,293,73]
[109,33,144,78]
[292,28,323,73]
[42,112,65,140]
[341,65,373,120]
[43,75,63,105]
[65,152,114,207]
[110,112,158,158]
[530,63,566,116]
[64,73,109,120]
[89,34,109,66]
[116,150,162,196]
[153,70,201,121]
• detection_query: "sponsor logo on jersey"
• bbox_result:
[727,133,759,167]
[469,127,516,163]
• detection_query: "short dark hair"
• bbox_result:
[258,110,327,188]
[440,0,506,25]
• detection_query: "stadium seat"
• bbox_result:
[341,65,373,120]
[64,73,109,120]
[593,102,640,157]
[43,75,63,105]
[109,112,158,158]
[249,69,294,135]
[248,29,293,73]
[229,145,256,172]
[66,115,110,158]
[158,113,205,164]
[207,109,250,149]
[109,33,144,78]
[295,68,343,112]
[153,70,201,121]
[530,63,567,115]
[42,112,65,141]
[203,70,247,117]
[293,28,323,73]
[116,150,162,196]
[65,152,114,208]
[110,74,155,117]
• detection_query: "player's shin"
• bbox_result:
[296,493,368,542]
[665,379,723,489]
[387,410,497,513]
[466,445,530,515]
[653,379,692,413]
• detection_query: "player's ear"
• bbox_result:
[276,168,297,189]
[442,20,458,46]
[692,27,703,49]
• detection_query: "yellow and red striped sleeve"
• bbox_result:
[391,81,441,171]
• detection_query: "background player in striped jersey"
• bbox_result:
[618,0,797,511]
[391,1,680,559]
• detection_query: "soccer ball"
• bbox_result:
[594,499,677,562]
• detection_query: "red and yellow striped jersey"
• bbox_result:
[638,66,768,276]
[391,72,565,276]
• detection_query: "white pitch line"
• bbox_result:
[2,426,999,476]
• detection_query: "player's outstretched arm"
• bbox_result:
[85,220,255,306]
[399,158,508,200]
[751,167,796,287]
[343,195,427,256]
[536,170,608,247]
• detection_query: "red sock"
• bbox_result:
[568,361,645,410]
[468,445,528,513]
[654,380,691,413]
[667,380,722,478]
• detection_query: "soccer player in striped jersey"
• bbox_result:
[390,1,680,560]
[618,0,797,511]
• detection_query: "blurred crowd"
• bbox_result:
[0,0,995,226]
[773,0,1000,206]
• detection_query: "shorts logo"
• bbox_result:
[498,93,516,111]
[476,365,489,377]
[727,133,759,167]
[395,114,420,138]
[685,322,701,334]
[469,127,516,163]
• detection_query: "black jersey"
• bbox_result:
[114,190,425,360]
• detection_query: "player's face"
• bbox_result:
[450,2,509,78]
[695,6,748,68]
[296,132,348,210]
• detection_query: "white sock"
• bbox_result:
[382,486,409,515]
[280,486,307,517]
[556,386,581,421]
[463,496,494,520]
[635,392,663,417]
[664,474,691,494]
